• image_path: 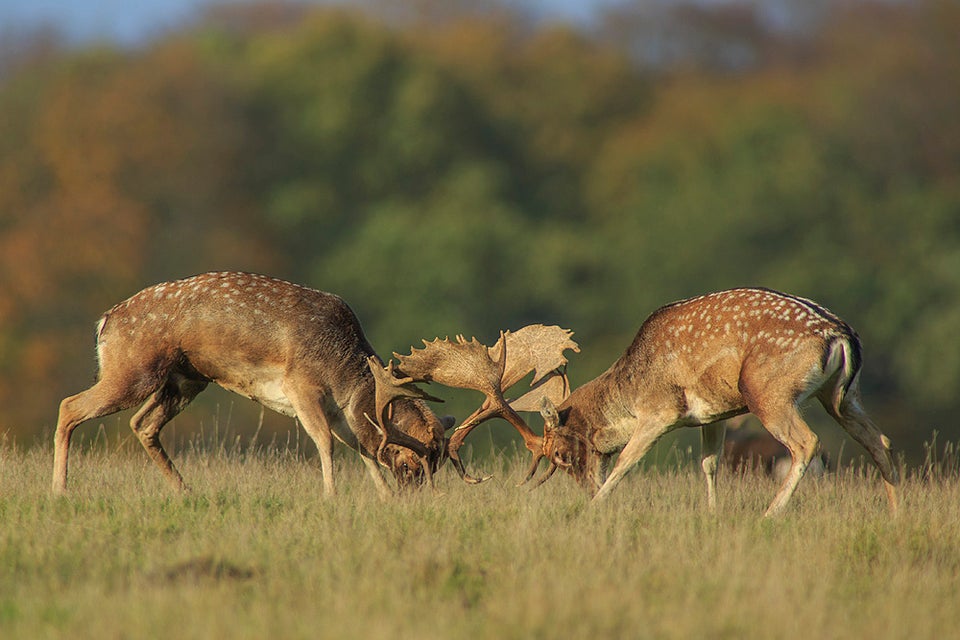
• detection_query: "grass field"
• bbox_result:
[2,432,959,640]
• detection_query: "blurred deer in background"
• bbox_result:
[723,416,828,482]
[538,288,898,517]
[52,272,453,497]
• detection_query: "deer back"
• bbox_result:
[552,288,860,453]
[96,272,444,457]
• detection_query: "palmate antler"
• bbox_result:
[365,356,445,487]
[394,325,579,485]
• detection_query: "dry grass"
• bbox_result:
[2,435,959,639]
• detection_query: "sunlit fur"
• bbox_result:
[541,288,899,517]
[53,272,449,497]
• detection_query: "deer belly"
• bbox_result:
[681,389,745,426]
[219,376,297,418]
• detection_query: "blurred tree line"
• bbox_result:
[1,0,957,464]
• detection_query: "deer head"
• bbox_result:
[365,356,448,489]
[540,398,603,493]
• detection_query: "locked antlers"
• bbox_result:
[394,325,579,485]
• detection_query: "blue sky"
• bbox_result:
[0,0,621,45]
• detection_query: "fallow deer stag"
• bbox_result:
[539,287,899,517]
[393,325,579,485]
[52,272,453,497]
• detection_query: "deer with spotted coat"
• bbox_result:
[52,272,453,497]
[395,288,899,517]
[539,288,898,517]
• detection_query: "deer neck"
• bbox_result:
[563,369,636,455]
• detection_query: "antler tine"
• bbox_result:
[447,324,580,486]
[527,460,558,488]
[494,330,508,383]
[395,336,492,482]
[365,356,444,490]
[495,325,580,391]
[501,367,574,487]
[395,335,502,397]
[445,401,498,484]
[367,356,443,430]
[393,326,578,486]
[447,404,549,486]
[508,367,571,413]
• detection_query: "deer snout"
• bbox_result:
[552,448,575,468]
[547,434,583,469]
[546,436,601,495]
[386,447,427,490]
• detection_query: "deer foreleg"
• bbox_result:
[700,421,727,512]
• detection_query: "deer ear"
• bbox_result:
[540,397,561,431]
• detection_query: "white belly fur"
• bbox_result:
[219,375,296,418]
[220,378,361,451]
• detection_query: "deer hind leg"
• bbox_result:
[129,374,206,492]
[818,387,899,515]
[53,380,149,494]
[700,421,727,512]
[749,403,819,518]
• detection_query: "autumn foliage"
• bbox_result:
[1,1,958,460]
